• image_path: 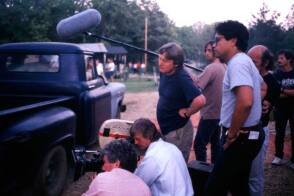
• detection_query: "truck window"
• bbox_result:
[4,54,59,73]
[85,55,96,81]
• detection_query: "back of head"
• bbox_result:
[103,139,137,172]
[130,118,161,142]
[215,20,249,52]
[248,45,274,71]
[261,48,274,70]
[158,42,184,67]
[278,49,294,65]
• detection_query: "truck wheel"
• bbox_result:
[34,145,67,196]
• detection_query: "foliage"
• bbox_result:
[283,4,294,30]
[0,0,293,64]
[248,3,285,54]
[0,0,81,43]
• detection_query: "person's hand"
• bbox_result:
[178,108,190,118]
[262,100,271,114]
[223,130,238,150]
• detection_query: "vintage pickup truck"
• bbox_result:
[0,42,126,196]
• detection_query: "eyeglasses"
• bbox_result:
[214,36,225,44]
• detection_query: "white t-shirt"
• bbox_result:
[107,62,115,71]
[220,52,263,127]
[96,63,104,75]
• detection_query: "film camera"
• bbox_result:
[72,146,104,180]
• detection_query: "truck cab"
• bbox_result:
[0,42,126,196]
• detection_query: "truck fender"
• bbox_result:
[2,106,76,143]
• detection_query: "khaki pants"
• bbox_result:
[164,120,194,162]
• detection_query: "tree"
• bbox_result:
[0,0,80,43]
[248,2,285,54]
[191,22,215,62]
[283,3,294,30]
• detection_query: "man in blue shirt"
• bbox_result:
[157,42,206,162]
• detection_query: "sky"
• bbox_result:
[155,0,293,27]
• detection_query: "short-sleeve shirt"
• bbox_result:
[196,62,226,119]
[261,73,281,126]
[157,68,202,135]
[273,69,294,109]
[220,53,262,128]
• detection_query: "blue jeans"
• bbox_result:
[194,118,221,163]
[249,126,269,196]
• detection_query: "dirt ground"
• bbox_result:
[62,91,294,196]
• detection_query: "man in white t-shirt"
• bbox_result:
[105,58,116,81]
[205,20,265,196]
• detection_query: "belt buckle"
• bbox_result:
[239,129,249,134]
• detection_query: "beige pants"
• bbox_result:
[164,120,194,162]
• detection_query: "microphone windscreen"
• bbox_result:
[57,9,101,39]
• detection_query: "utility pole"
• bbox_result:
[144,17,148,71]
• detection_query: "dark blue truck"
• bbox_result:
[0,42,126,196]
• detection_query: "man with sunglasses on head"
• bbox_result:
[204,21,265,196]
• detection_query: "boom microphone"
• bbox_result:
[57,9,101,39]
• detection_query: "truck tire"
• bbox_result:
[34,145,67,196]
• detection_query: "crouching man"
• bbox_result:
[130,118,194,196]
[83,139,151,196]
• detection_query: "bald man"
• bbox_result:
[248,45,280,196]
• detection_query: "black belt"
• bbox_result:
[222,124,260,134]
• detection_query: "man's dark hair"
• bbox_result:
[261,49,274,70]
[130,118,161,142]
[103,139,137,172]
[215,20,249,52]
[158,42,184,67]
[278,49,294,64]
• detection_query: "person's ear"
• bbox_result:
[114,160,121,168]
[230,38,237,46]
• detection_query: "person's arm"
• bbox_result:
[135,156,160,186]
[281,88,294,96]
[261,81,267,100]
[82,174,102,196]
[224,86,253,149]
[178,94,206,118]
[196,66,213,90]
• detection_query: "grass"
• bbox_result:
[117,76,158,93]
